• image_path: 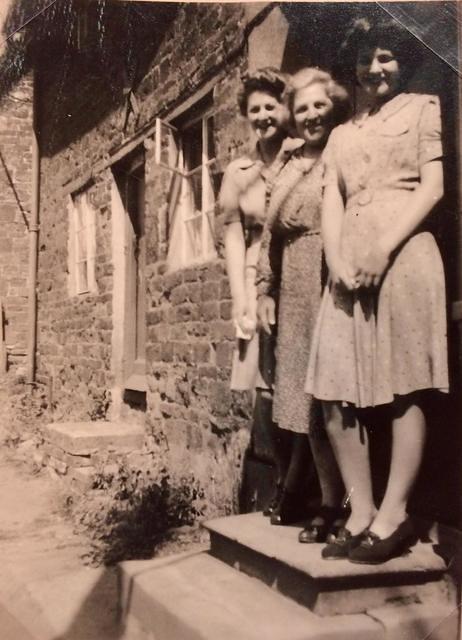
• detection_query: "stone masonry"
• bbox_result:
[33,2,257,515]
[0,74,33,369]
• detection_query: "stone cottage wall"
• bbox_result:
[0,74,33,369]
[35,3,259,514]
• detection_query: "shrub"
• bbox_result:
[71,458,206,566]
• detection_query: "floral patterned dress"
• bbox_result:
[257,149,324,433]
[305,93,449,407]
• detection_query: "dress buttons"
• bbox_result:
[358,190,372,205]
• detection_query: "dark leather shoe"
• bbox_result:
[348,519,416,565]
[321,527,365,560]
[263,484,283,517]
[299,506,347,544]
[270,490,307,526]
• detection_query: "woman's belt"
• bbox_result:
[346,186,415,208]
[276,227,321,243]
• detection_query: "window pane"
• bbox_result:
[184,215,202,259]
[207,116,215,160]
[77,260,88,293]
[189,172,202,212]
[76,228,87,261]
[183,120,202,171]
[76,201,85,231]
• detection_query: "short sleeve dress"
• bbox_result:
[220,140,300,391]
[257,150,324,433]
[305,93,449,408]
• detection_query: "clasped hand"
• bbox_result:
[257,295,276,335]
[329,243,390,290]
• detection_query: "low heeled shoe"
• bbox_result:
[348,519,416,565]
[321,526,365,560]
[270,489,307,526]
[299,506,347,544]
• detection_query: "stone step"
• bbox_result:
[204,512,453,617]
[41,421,144,487]
[44,421,144,455]
[118,549,457,640]
[119,549,384,640]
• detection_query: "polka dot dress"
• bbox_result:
[305,93,449,408]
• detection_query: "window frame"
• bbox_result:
[67,191,97,297]
[154,95,218,271]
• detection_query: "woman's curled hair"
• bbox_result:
[238,67,289,116]
[338,15,423,84]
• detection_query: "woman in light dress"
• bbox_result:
[305,16,448,563]
[220,68,302,514]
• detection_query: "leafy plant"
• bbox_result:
[72,459,205,566]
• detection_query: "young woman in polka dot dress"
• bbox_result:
[305,16,449,563]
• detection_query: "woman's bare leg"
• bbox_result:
[323,401,376,534]
[369,393,426,539]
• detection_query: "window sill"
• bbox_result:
[166,250,218,273]
[124,373,147,393]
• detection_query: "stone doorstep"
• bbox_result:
[43,421,144,456]
[204,513,452,617]
[118,550,457,640]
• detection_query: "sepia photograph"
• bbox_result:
[0,0,460,638]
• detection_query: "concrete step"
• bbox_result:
[118,549,457,640]
[204,512,453,616]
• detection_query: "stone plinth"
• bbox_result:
[41,421,144,489]
[44,421,144,455]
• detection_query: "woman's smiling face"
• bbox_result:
[292,83,334,147]
[356,46,402,100]
[246,91,288,141]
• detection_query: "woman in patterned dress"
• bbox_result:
[257,68,349,534]
[305,17,449,563]
[221,68,298,511]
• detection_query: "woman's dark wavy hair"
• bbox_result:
[288,67,351,126]
[238,67,289,116]
[338,16,423,85]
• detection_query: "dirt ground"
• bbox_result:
[0,445,121,639]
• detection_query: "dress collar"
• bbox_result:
[353,92,414,127]
[245,137,305,163]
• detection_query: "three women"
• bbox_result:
[222,13,448,565]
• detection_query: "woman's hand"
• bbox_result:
[257,295,276,335]
[232,296,249,332]
[354,241,391,288]
[328,255,359,291]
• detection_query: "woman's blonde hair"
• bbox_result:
[288,68,351,125]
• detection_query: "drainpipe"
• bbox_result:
[26,71,39,385]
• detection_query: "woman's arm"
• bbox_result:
[355,160,444,287]
[224,221,248,328]
[322,181,357,290]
